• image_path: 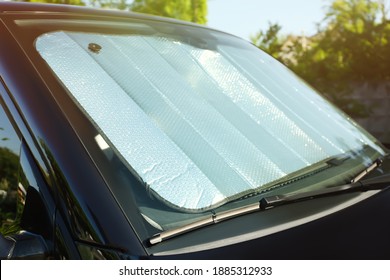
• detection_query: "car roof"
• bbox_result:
[0,2,207,29]
[0,2,239,41]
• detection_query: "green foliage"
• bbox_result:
[0,147,19,236]
[131,0,208,24]
[252,0,390,118]
[27,0,85,5]
[250,23,284,59]
[0,147,18,189]
[90,0,129,10]
[24,0,129,9]
[21,0,209,20]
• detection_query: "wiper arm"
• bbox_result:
[149,159,386,246]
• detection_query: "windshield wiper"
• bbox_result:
[261,158,383,209]
[260,159,384,210]
[149,158,386,245]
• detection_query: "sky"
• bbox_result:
[207,0,330,40]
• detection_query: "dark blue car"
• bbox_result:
[1,2,389,259]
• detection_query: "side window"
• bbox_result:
[0,99,22,235]
[18,143,53,240]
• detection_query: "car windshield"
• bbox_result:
[32,19,385,237]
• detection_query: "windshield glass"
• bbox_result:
[35,26,385,214]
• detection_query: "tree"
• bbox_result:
[27,0,85,5]
[20,0,208,23]
[24,0,129,10]
[316,0,390,82]
[292,0,390,116]
[90,0,129,10]
[250,22,285,60]
[252,0,390,117]
[0,147,19,235]
[130,0,208,24]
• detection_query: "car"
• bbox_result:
[1,2,390,260]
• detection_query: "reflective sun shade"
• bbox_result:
[36,30,384,211]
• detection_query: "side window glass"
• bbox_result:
[19,144,53,239]
[0,101,22,235]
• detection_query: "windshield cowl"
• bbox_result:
[149,156,387,245]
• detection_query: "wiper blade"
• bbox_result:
[260,159,384,210]
[149,203,259,245]
[149,159,386,246]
